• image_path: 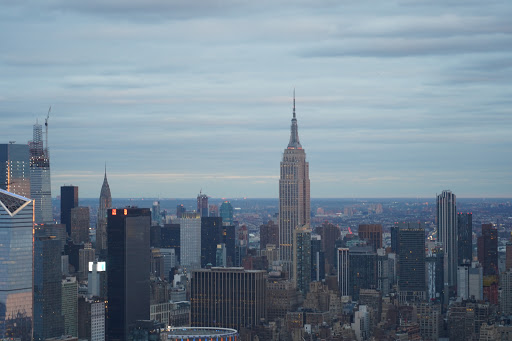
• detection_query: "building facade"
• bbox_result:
[61,185,79,237]
[0,143,31,198]
[436,190,457,298]
[0,189,33,341]
[107,207,151,340]
[293,226,311,295]
[191,267,266,330]
[279,95,310,276]
[176,212,201,269]
[457,212,473,266]
[398,227,426,302]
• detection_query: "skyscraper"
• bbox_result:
[70,206,90,245]
[96,167,111,255]
[200,217,223,267]
[61,185,79,237]
[337,248,350,296]
[279,93,310,276]
[197,192,208,218]
[107,207,150,340]
[175,212,201,269]
[457,213,473,266]
[260,220,278,250]
[358,224,383,251]
[191,267,266,330]
[0,143,31,198]
[436,190,457,298]
[0,189,33,341]
[293,226,311,295]
[219,201,234,225]
[478,223,498,276]
[29,121,52,223]
[33,235,64,341]
[398,227,426,302]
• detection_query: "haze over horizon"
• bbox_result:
[1,1,511,198]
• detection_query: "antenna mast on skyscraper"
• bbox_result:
[45,106,51,157]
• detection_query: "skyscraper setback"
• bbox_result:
[279,94,310,276]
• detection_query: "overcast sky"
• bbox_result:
[1,1,511,198]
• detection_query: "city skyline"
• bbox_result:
[1,1,511,198]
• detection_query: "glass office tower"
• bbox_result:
[0,189,33,341]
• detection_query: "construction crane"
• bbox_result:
[45,106,50,157]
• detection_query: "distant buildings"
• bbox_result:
[279,94,310,276]
[478,223,498,276]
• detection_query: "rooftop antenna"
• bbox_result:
[293,88,296,118]
[45,106,51,157]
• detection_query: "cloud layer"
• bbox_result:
[1,1,511,198]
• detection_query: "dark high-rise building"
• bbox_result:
[311,235,325,282]
[200,217,223,267]
[316,222,340,273]
[478,223,498,276]
[222,225,236,267]
[107,207,150,341]
[426,243,444,304]
[176,204,186,218]
[358,224,383,251]
[436,190,457,298]
[61,185,79,236]
[260,220,278,250]
[191,267,266,330]
[70,206,90,245]
[96,167,111,256]
[0,143,31,198]
[197,192,209,218]
[161,224,180,263]
[398,227,426,302]
[293,227,311,295]
[219,201,233,225]
[29,121,52,223]
[349,246,377,301]
[0,189,33,341]
[337,248,350,296]
[457,213,473,265]
[33,235,64,341]
[279,93,310,276]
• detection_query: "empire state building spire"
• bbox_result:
[288,90,302,149]
[279,91,310,280]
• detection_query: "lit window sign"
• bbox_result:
[124,209,128,215]
[88,261,106,272]
[112,209,117,215]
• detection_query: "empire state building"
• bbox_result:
[279,94,310,276]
